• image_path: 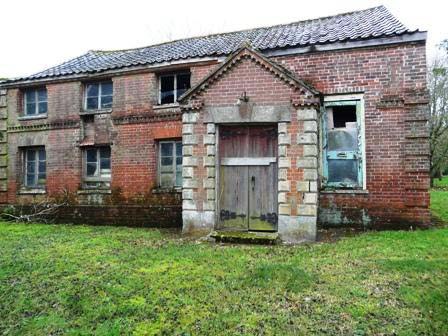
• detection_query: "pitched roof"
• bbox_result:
[6,6,419,84]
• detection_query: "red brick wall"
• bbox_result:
[274,42,430,227]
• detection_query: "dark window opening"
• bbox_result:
[159,72,191,105]
[331,105,357,128]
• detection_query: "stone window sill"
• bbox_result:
[18,189,46,195]
[80,109,112,115]
[153,103,180,111]
[152,187,181,194]
[77,189,111,195]
[320,189,369,195]
[18,115,48,121]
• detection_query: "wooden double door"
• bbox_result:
[218,125,278,231]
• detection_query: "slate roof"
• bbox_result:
[6,6,420,84]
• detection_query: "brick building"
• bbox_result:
[0,6,430,242]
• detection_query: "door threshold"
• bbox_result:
[210,230,279,245]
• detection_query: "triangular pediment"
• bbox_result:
[179,42,320,106]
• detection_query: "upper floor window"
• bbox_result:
[84,81,113,110]
[24,88,47,116]
[322,97,365,189]
[83,147,111,189]
[158,140,182,188]
[24,147,46,188]
[159,72,190,105]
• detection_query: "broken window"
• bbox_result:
[323,100,364,188]
[159,72,191,104]
[158,140,182,188]
[24,147,46,188]
[85,81,113,110]
[24,88,47,116]
[83,147,111,189]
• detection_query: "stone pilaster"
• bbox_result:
[0,89,7,192]
[278,107,319,243]
[181,111,215,234]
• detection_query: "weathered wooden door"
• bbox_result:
[218,125,278,231]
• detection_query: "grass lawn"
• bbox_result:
[433,175,448,189]
[0,193,447,335]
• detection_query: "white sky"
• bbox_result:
[1,0,447,79]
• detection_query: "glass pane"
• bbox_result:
[38,102,47,114]
[86,162,98,176]
[26,174,35,186]
[38,161,46,174]
[100,158,111,170]
[86,84,99,97]
[176,73,191,99]
[161,157,173,167]
[38,149,46,161]
[86,149,97,162]
[99,168,111,178]
[101,82,113,96]
[27,161,35,173]
[100,147,111,159]
[26,150,36,161]
[328,159,358,184]
[176,142,182,157]
[160,142,173,157]
[25,91,36,103]
[26,103,36,115]
[176,156,182,166]
[38,173,46,185]
[175,171,182,187]
[328,128,358,151]
[100,95,113,109]
[37,89,47,102]
[86,97,98,110]
[160,76,175,104]
[160,173,173,187]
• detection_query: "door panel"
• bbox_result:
[219,165,248,230]
[248,164,278,231]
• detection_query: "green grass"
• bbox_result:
[0,222,447,335]
[434,176,448,188]
[432,190,448,223]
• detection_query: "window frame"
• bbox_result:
[23,147,46,189]
[23,87,48,116]
[83,81,113,111]
[158,140,182,188]
[82,146,112,189]
[321,95,366,190]
[158,72,191,105]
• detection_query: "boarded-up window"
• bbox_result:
[158,140,182,188]
[323,100,363,188]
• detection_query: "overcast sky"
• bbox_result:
[1,0,447,79]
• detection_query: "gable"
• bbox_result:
[180,45,320,109]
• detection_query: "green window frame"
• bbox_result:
[322,99,364,189]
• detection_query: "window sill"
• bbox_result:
[152,187,181,194]
[153,103,180,111]
[77,189,112,195]
[80,109,112,115]
[18,189,46,195]
[18,115,47,121]
[320,189,369,195]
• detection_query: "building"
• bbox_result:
[0,6,430,242]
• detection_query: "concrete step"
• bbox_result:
[210,230,279,245]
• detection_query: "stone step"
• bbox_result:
[210,230,279,245]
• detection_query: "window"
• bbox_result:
[322,98,364,189]
[24,148,46,188]
[24,88,47,116]
[83,147,111,189]
[85,81,113,110]
[159,72,191,105]
[159,141,182,188]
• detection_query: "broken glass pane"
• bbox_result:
[328,127,358,151]
[160,75,175,104]
[328,159,358,184]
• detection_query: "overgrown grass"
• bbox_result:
[0,221,447,335]
[432,190,448,223]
